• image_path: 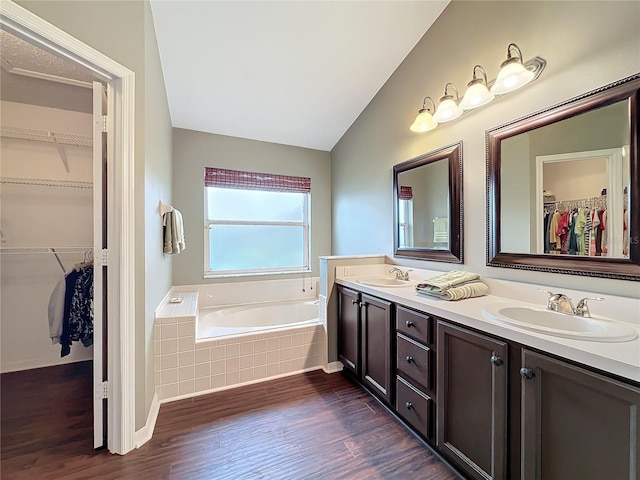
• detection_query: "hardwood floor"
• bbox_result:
[1,362,461,479]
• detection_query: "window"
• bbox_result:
[398,186,414,247]
[204,167,311,276]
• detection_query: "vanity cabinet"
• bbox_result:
[337,286,393,405]
[337,286,360,376]
[437,321,508,480]
[336,283,640,480]
[520,349,640,480]
[394,305,436,441]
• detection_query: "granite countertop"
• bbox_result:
[335,274,640,384]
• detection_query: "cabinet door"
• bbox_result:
[521,350,640,480]
[437,321,508,480]
[361,294,393,405]
[337,287,360,376]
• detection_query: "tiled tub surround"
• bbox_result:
[154,277,328,401]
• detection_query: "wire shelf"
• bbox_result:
[1,126,92,147]
[0,177,93,189]
[0,247,93,255]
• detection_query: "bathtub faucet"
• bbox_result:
[389,267,410,281]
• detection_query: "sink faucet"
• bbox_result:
[575,296,604,318]
[539,290,605,317]
[539,289,575,315]
[389,267,410,281]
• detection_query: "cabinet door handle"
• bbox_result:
[520,367,536,380]
[405,355,414,363]
[405,401,413,410]
[490,355,503,367]
[359,301,366,308]
[351,299,358,305]
[406,320,414,328]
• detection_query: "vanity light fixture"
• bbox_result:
[409,96,438,132]
[409,42,545,133]
[460,65,494,110]
[491,43,536,94]
[433,83,463,123]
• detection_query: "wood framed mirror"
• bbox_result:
[486,74,639,280]
[393,141,463,263]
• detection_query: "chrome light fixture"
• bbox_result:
[410,96,438,132]
[433,83,463,123]
[460,65,494,110]
[409,42,545,134]
[490,43,535,95]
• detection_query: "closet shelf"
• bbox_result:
[0,247,93,255]
[0,126,92,147]
[0,177,93,189]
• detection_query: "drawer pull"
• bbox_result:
[490,355,503,367]
[405,355,414,363]
[406,320,415,328]
[405,401,413,410]
[520,367,536,380]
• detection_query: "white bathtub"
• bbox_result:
[197,298,320,340]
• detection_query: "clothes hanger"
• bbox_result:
[74,250,94,271]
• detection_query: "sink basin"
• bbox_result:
[356,276,413,288]
[482,303,637,342]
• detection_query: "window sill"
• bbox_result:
[204,269,312,280]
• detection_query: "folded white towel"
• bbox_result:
[416,270,480,292]
[417,281,489,301]
[163,208,186,254]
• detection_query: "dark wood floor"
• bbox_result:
[1,361,460,479]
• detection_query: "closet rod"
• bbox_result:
[0,177,93,189]
[0,126,92,147]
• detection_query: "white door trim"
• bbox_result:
[0,0,136,454]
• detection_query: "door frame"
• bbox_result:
[0,0,136,454]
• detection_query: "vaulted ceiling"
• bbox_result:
[1,1,450,151]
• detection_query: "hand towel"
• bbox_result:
[417,270,480,292]
[433,217,448,243]
[163,208,186,254]
[416,281,489,301]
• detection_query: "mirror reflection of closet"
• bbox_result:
[536,148,629,258]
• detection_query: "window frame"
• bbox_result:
[203,183,311,278]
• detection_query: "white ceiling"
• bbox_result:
[150,1,449,151]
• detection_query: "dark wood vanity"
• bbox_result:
[337,284,640,480]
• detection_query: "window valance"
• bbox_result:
[205,167,311,193]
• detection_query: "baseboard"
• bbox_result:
[322,361,344,374]
[134,392,160,449]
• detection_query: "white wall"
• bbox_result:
[1,102,94,372]
[331,0,640,298]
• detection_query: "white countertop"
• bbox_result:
[335,270,640,384]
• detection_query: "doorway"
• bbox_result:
[0,0,136,454]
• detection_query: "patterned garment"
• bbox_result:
[60,265,94,357]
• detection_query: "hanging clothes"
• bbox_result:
[60,265,94,357]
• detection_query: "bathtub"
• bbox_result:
[197,298,320,340]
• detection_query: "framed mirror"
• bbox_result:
[487,74,639,280]
[393,141,463,263]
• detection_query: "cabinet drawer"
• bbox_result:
[397,334,432,391]
[396,305,432,345]
[396,376,433,441]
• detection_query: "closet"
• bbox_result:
[0,102,95,370]
[536,149,630,258]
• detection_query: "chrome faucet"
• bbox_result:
[539,290,605,317]
[389,267,410,281]
[539,289,575,315]
[574,296,604,318]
